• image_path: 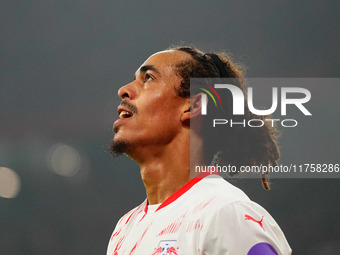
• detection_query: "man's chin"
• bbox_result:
[109,139,129,157]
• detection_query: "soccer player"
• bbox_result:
[107,46,292,254]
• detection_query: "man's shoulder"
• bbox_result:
[191,175,251,206]
[169,175,256,222]
[196,177,278,220]
[115,200,146,226]
[192,177,291,254]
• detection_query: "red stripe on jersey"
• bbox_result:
[139,213,147,222]
[125,211,134,224]
[114,235,125,253]
[123,204,143,225]
[155,171,218,212]
[129,243,137,255]
[142,198,148,213]
[111,228,122,240]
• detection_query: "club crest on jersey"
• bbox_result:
[152,240,179,255]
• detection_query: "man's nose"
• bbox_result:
[118,82,136,99]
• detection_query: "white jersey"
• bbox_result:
[107,174,292,255]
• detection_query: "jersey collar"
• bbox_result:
[143,170,218,213]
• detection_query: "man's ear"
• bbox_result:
[181,93,206,122]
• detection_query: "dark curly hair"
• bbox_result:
[169,46,280,190]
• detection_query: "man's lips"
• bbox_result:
[117,100,138,117]
[118,108,133,119]
[117,103,135,118]
[114,103,137,127]
[113,113,130,129]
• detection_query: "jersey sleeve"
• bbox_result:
[199,201,292,255]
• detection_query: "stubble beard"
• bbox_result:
[109,126,129,157]
[109,100,138,157]
[109,138,128,157]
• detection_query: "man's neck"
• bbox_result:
[132,132,205,205]
[138,143,191,205]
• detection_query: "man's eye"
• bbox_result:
[145,74,153,82]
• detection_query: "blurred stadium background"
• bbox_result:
[1,1,339,254]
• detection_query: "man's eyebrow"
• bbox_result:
[134,65,160,79]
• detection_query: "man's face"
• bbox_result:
[111,50,191,156]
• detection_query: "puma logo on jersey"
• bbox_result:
[245,214,265,231]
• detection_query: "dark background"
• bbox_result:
[1,1,339,254]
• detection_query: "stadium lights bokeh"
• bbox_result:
[46,143,82,177]
[0,166,21,199]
